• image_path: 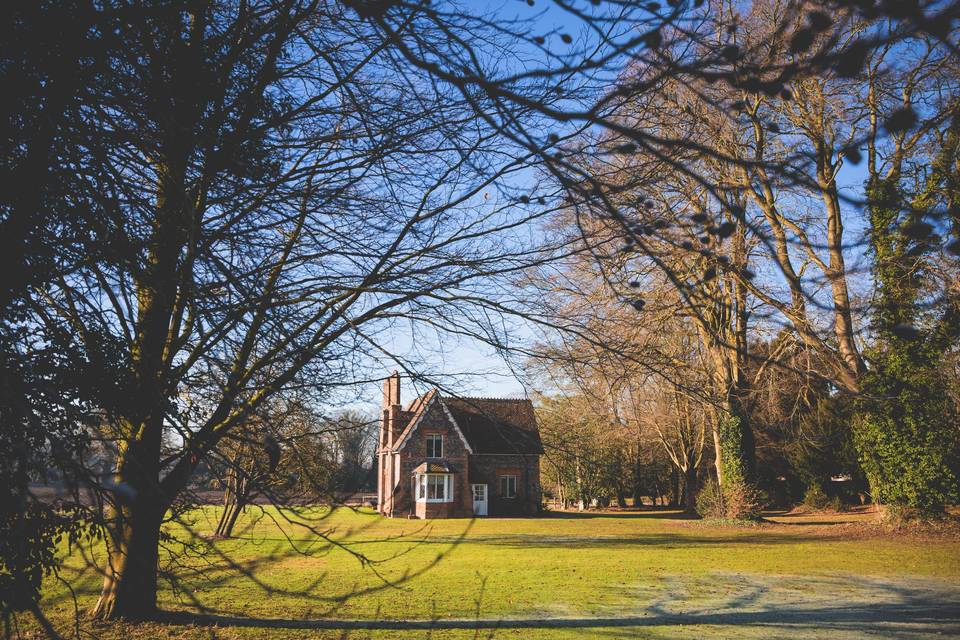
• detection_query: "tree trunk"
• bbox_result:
[90,498,164,621]
[670,467,680,507]
[816,150,865,387]
[684,464,698,513]
[574,457,585,511]
[631,446,644,507]
[616,489,627,508]
[220,498,246,538]
[215,470,236,537]
[711,416,723,487]
[89,147,190,620]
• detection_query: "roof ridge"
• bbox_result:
[441,395,531,402]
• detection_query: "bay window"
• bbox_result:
[415,473,453,503]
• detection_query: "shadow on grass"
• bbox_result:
[157,599,960,633]
[382,532,816,549]
[542,508,699,521]
[150,572,960,638]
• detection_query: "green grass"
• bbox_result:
[24,507,960,639]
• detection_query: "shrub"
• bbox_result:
[695,477,762,520]
[695,478,724,518]
[802,484,831,510]
[715,414,764,520]
[722,478,764,520]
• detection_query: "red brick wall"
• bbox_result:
[392,400,471,517]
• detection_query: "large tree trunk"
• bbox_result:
[90,427,167,622]
[818,165,865,385]
[90,148,191,619]
[670,467,680,507]
[90,383,172,617]
[90,501,164,621]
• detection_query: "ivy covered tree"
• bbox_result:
[856,83,960,516]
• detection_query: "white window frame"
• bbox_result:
[426,434,443,458]
[415,473,453,503]
[498,475,517,499]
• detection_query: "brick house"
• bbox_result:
[376,372,543,518]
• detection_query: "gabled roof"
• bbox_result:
[441,397,543,455]
[391,388,438,451]
[389,391,543,456]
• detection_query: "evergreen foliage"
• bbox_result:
[717,414,762,519]
[854,176,960,517]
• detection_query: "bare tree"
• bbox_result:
[6,0,960,629]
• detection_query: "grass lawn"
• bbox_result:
[25,506,960,639]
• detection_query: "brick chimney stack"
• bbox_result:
[381,370,402,449]
[383,370,401,409]
[377,371,402,515]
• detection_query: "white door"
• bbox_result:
[472,484,488,516]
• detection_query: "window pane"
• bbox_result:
[427,474,444,500]
[426,435,442,458]
[499,475,517,498]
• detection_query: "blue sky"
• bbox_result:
[352,1,883,411]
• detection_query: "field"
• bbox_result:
[28,507,960,640]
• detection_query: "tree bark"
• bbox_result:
[684,464,698,513]
[90,504,163,621]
